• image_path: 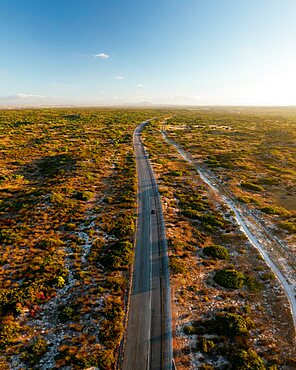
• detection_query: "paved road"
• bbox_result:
[122,121,173,370]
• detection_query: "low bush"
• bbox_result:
[212,313,251,337]
[169,256,186,275]
[21,337,48,366]
[183,325,196,335]
[279,221,296,234]
[0,321,21,348]
[260,206,284,215]
[58,306,75,322]
[73,190,94,201]
[213,269,245,289]
[245,276,263,292]
[241,182,264,192]
[197,337,215,353]
[203,245,229,260]
[231,349,266,370]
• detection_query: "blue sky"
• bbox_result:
[1,0,296,106]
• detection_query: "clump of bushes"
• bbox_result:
[260,206,283,215]
[245,275,263,292]
[100,240,134,270]
[241,182,264,192]
[58,306,75,322]
[212,313,252,337]
[184,312,255,341]
[169,256,186,275]
[183,324,196,335]
[0,321,21,348]
[203,245,229,260]
[196,337,215,353]
[237,195,259,204]
[21,337,48,366]
[231,349,266,370]
[73,190,94,201]
[213,269,245,289]
[99,297,124,349]
[279,221,296,234]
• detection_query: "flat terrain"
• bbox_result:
[142,109,296,369]
[1,107,296,370]
[0,109,154,369]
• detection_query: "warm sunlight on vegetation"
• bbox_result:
[0,108,154,369]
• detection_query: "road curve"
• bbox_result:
[122,121,173,370]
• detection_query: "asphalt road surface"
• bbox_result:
[122,121,173,370]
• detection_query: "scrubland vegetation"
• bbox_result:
[142,109,296,369]
[1,107,295,369]
[165,108,296,242]
[0,108,155,369]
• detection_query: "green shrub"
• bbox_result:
[203,245,229,260]
[241,182,264,192]
[261,272,275,281]
[245,276,263,292]
[212,313,250,337]
[232,349,266,370]
[100,241,134,270]
[279,221,296,234]
[183,325,196,335]
[213,269,245,289]
[0,322,20,348]
[168,170,183,176]
[197,337,215,353]
[21,337,48,366]
[169,256,186,275]
[74,190,94,201]
[199,364,215,370]
[260,206,282,215]
[58,306,74,322]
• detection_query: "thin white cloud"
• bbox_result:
[17,93,46,99]
[137,84,144,88]
[92,52,110,59]
[115,76,124,80]
[0,93,47,100]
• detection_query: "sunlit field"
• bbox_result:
[0,107,295,369]
[142,108,296,369]
[0,109,155,369]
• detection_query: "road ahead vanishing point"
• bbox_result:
[122,121,173,370]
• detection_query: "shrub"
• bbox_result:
[169,256,186,275]
[0,322,21,348]
[241,182,264,192]
[168,170,183,176]
[232,349,266,370]
[261,272,275,281]
[183,325,196,335]
[279,221,296,234]
[212,313,250,337]
[199,365,215,370]
[100,241,134,270]
[213,269,245,289]
[58,306,74,322]
[203,245,229,260]
[260,206,282,215]
[245,276,263,292]
[73,191,94,201]
[21,337,48,366]
[197,337,215,353]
